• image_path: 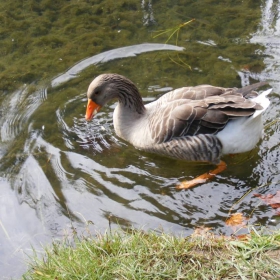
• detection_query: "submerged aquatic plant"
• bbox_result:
[153,19,195,45]
[153,19,195,69]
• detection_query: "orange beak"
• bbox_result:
[85,99,101,121]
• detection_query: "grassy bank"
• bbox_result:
[23,228,280,280]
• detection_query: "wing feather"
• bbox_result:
[150,84,265,143]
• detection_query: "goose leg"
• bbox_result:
[176,160,227,189]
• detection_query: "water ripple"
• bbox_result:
[250,0,280,91]
[0,86,46,144]
[51,43,184,88]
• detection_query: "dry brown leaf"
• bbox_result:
[254,191,280,214]
[192,226,212,238]
[192,226,236,241]
[225,213,248,233]
[235,234,249,241]
[226,213,246,226]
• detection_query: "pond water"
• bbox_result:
[0,0,280,278]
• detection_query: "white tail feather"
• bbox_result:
[252,88,272,118]
[217,88,272,155]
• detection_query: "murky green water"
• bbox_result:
[0,0,280,278]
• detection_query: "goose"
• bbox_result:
[85,73,271,189]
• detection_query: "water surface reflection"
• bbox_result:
[0,2,280,279]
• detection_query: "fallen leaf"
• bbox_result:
[192,226,232,241]
[192,226,212,238]
[254,191,280,214]
[226,213,247,232]
[226,213,246,226]
[235,234,249,241]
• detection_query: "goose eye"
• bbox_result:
[94,90,101,95]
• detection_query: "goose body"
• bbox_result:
[86,74,271,166]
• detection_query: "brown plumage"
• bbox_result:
[148,84,264,144]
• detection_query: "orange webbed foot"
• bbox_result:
[176,161,227,190]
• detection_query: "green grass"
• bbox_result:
[23,228,280,279]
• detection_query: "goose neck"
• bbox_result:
[116,80,145,115]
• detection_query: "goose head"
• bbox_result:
[85,74,119,120]
[85,73,145,121]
